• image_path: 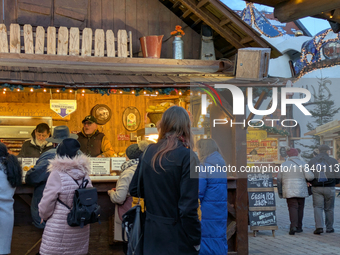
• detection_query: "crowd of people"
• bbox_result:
[1,106,340,254]
[0,107,229,255]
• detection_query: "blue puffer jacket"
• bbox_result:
[199,151,228,255]
[25,148,56,229]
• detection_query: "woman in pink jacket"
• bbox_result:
[38,138,92,255]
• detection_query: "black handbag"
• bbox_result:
[122,148,148,255]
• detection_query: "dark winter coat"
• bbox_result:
[129,142,201,255]
[25,149,56,228]
[198,151,228,255]
[18,134,53,158]
[308,152,340,187]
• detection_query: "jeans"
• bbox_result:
[312,186,335,230]
[286,197,305,229]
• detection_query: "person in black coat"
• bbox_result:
[129,106,201,255]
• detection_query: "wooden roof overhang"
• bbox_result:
[0,53,289,88]
[159,0,281,59]
[247,0,340,31]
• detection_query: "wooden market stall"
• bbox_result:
[0,1,285,254]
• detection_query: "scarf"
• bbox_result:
[121,158,139,172]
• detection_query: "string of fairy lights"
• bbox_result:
[0,83,195,97]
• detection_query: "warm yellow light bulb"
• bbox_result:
[30,88,34,92]
[43,88,47,92]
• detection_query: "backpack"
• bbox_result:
[58,177,101,228]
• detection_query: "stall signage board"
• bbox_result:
[90,158,111,175]
[249,211,277,227]
[247,173,273,188]
[111,157,126,170]
[247,130,267,141]
[247,172,278,236]
[117,134,130,141]
[50,100,77,118]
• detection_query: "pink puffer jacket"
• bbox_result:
[38,154,92,255]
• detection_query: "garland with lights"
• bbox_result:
[251,121,289,136]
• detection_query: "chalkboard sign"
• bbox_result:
[247,173,273,188]
[248,191,276,207]
[249,211,277,227]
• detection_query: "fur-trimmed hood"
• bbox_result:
[48,154,91,180]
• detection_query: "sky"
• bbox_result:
[222,0,331,36]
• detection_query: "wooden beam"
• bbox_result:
[233,115,248,255]
[191,18,202,28]
[178,0,245,48]
[181,9,192,18]
[274,0,340,23]
[245,91,267,128]
[240,36,253,45]
[197,0,209,9]
[219,18,231,26]
[227,221,237,240]
[171,1,181,10]
[228,202,236,218]
[207,0,271,48]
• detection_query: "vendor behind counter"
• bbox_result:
[77,115,115,158]
[18,123,53,158]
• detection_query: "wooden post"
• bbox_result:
[47,26,56,55]
[10,24,20,53]
[117,30,128,58]
[0,24,8,53]
[57,27,68,56]
[94,29,104,57]
[106,30,115,57]
[81,28,92,56]
[69,27,79,56]
[35,26,45,54]
[23,24,33,54]
[233,115,248,254]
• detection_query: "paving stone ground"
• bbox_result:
[249,188,340,255]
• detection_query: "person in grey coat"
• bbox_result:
[277,148,314,235]
[0,142,22,255]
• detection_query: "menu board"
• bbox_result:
[249,211,277,227]
[248,191,276,207]
[111,157,126,170]
[247,172,278,236]
[21,158,35,172]
[90,158,111,175]
[247,173,273,188]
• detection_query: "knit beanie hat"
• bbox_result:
[287,148,298,157]
[318,144,331,153]
[126,140,151,160]
[57,138,80,158]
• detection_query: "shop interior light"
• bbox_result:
[30,88,34,92]
[3,88,6,91]
[2,91,5,94]
[190,91,193,96]
[119,90,123,94]
[82,94,85,96]
[131,90,135,94]
[82,89,85,93]
[155,91,159,95]
[17,88,20,92]
[179,91,182,96]
[43,88,47,92]
[56,89,60,93]
[143,90,147,95]
[69,89,73,93]
[198,92,201,96]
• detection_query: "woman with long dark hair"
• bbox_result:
[0,142,22,255]
[129,106,201,255]
[196,139,228,255]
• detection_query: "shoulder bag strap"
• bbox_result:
[137,146,150,199]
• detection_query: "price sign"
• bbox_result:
[90,158,111,175]
[111,157,126,170]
